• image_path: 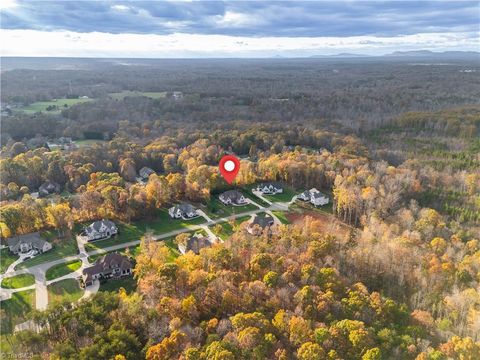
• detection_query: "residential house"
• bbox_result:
[219,190,247,206]
[255,182,283,195]
[297,188,329,206]
[7,232,52,255]
[79,220,118,242]
[38,180,61,197]
[82,252,132,287]
[247,213,275,235]
[179,233,211,255]
[138,166,155,181]
[168,203,198,219]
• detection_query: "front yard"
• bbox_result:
[271,211,290,224]
[206,197,258,219]
[209,215,251,240]
[99,277,137,294]
[263,186,298,203]
[45,260,82,281]
[15,232,78,269]
[84,209,206,252]
[0,290,36,334]
[47,279,84,306]
[0,248,18,274]
[1,274,35,289]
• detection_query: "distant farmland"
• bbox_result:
[18,98,93,114]
[109,91,167,100]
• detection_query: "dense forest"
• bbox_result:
[1,58,479,359]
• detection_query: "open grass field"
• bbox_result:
[0,290,35,334]
[109,91,167,100]
[74,139,107,147]
[16,232,78,269]
[271,211,290,224]
[84,209,206,252]
[99,277,137,294]
[18,98,92,114]
[45,259,82,281]
[47,279,83,306]
[1,274,35,289]
[264,186,298,203]
[210,215,251,240]
[206,197,259,219]
[0,248,18,274]
[87,245,141,263]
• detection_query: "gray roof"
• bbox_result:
[83,252,132,281]
[220,190,244,201]
[311,191,328,199]
[38,181,60,195]
[139,166,155,178]
[7,232,49,252]
[172,203,196,213]
[251,214,274,229]
[258,182,282,189]
[85,220,117,235]
[185,234,211,254]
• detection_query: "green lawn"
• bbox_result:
[1,274,35,289]
[240,185,272,207]
[264,186,298,203]
[74,139,107,147]
[210,215,251,240]
[47,279,83,307]
[84,209,206,252]
[0,290,35,334]
[45,260,82,281]
[18,98,92,114]
[99,277,137,294]
[16,232,78,269]
[291,201,334,214]
[87,245,140,263]
[271,211,290,224]
[0,248,18,274]
[109,91,167,100]
[206,197,259,219]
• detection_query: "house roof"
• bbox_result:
[310,188,328,199]
[85,220,117,235]
[83,252,132,281]
[7,232,49,252]
[38,180,60,194]
[171,203,196,214]
[250,214,274,229]
[139,166,155,178]
[185,234,211,254]
[258,182,282,189]
[220,190,244,201]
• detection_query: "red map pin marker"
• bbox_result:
[219,155,240,184]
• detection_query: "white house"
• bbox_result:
[7,232,52,255]
[255,182,283,195]
[297,188,329,206]
[169,203,198,219]
[80,220,118,242]
[219,190,247,206]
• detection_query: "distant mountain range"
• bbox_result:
[310,50,480,59]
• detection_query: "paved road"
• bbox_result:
[0,199,287,310]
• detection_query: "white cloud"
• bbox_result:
[0,29,478,58]
[0,0,18,11]
[111,5,130,12]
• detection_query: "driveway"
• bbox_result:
[0,205,278,310]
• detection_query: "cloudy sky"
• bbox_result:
[1,0,479,58]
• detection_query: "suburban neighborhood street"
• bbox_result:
[0,198,288,312]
